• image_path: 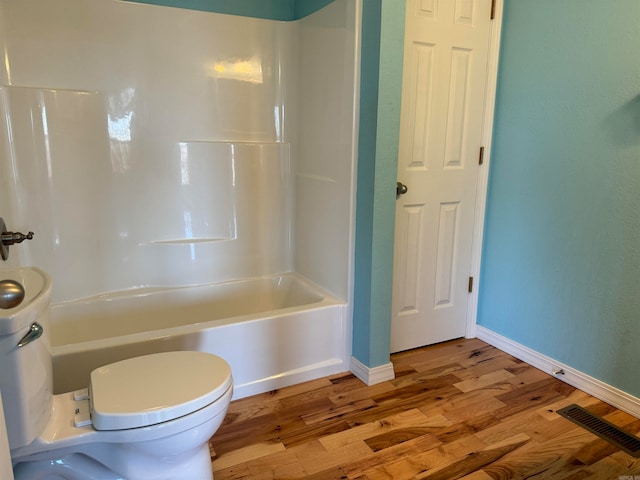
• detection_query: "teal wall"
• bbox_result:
[352,0,405,367]
[352,0,381,367]
[293,0,336,19]
[478,0,640,396]
[126,0,332,20]
[126,0,292,19]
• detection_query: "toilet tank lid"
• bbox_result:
[89,351,232,431]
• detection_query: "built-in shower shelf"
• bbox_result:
[4,85,99,94]
[179,140,288,146]
[144,238,233,245]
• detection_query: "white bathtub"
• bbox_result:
[50,273,348,399]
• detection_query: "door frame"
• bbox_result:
[465,0,504,338]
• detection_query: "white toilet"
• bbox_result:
[0,267,233,480]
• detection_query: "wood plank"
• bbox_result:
[319,408,440,450]
[453,369,515,393]
[329,380,396,407]
[242,444,308,479]
[364,427,439,452]
[212,412,284,456]
[300,398,377,426]
[361,433,488,480]
[340,431,443,478]
[393,338,489,368]
[210,463,252,480]
[212,440,285,471]
[296,439,373,476]
[391,362,466,389]
[420,389,507,423]
[452,353,520,381]
[458,471,494,480]
[416,433,530,480]
[481,427,607,478]
[493,377,574,419]
[433,412,501,444]
[279,418,352,448]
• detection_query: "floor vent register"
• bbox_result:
[557,404,640,457]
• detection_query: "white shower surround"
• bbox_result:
[0,0,360,398]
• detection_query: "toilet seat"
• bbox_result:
[89,351,232,431]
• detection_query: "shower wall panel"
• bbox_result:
[0,0,288,142]
[0,0,295,302]
[0,0,358,307]
[0,85,291,301]
[0,87,114,301]
[294,0,359,301]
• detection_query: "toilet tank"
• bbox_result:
[0,268,53,450]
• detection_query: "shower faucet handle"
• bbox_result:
[1,230,34,246]
[0,217,35,261]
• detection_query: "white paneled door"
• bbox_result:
[391,0,494,352]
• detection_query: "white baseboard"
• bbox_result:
[476,325,640,418]
[350,356,395,386]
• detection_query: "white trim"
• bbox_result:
[344,0,363,380]
[234,358,346,400]
[476,325,640,418]
[465,0,504,339]
[350,356,395,386]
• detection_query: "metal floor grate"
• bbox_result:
[557,404,640,457]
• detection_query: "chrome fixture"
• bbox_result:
[396,181,408,197]
[0,279,25,309]
[17,322,44,347]
[1,217,34,261]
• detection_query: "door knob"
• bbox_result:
[396,181,408,197]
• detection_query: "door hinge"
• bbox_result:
[490,0,496,20]
[478,146,485,166]
[468,276,474,293]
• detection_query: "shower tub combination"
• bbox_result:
[51,273,347,399]
[0,0,359,401]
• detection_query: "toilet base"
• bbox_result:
[13,443,214,480]
[10,385,232,480]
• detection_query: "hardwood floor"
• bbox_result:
[209,338,640,479]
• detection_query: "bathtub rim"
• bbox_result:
[51,300,344,357]
[49,271,329,308]
[50,272,345,356]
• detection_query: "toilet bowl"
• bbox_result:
[0,267,233,480]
